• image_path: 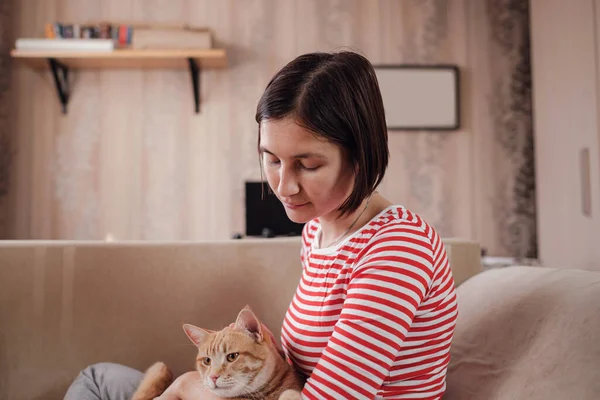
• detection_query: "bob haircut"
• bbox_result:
[255,50,389,217]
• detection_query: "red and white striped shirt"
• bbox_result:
[281,205,458,399]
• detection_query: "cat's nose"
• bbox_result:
[210,375,219,384]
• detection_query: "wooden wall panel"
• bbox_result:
[4,0,535,257]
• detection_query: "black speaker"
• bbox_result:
[244,181,304,237]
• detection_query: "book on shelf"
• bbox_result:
[44,22,132,47]
[36,21,213,51]
[15,38,115,52]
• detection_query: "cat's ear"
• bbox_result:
[241,304,253,312]
[235,308,263,342]
[183,324,211,347]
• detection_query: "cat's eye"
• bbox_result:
[202,357,211,366]
[226,352,239,362]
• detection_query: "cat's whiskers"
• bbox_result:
[230,376,254,398]
[230,375,246,387]
[218,380,234,389]
[197,377,212,393]
[240,386,261,400]
[236,376,267,400]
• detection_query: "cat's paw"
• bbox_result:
[278,389,302,400]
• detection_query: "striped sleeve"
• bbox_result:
[300,223,435,399]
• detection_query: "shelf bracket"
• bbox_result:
[188,58,200,113]
[48,58,70,114]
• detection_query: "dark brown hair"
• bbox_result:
[255,50,389,217]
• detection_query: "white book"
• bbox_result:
[15,38,115,52]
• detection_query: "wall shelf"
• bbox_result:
[10,48,228,114]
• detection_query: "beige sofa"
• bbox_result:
[0,237,480,400]
[445,265,600,400]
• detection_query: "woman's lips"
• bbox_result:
[282,201,308,210]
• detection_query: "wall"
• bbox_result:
[5,0,535,257]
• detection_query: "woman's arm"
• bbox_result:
[300,224,437,399]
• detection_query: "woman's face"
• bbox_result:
[259,118,355,223]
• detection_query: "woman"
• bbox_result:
[65,50,457,400]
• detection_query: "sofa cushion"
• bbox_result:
[445,266,600,399]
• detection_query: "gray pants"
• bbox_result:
[64,363,143,400]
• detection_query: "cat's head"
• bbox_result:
[183,306,282,398]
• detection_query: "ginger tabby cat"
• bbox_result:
[131,306,304,400]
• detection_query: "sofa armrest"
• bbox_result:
[443,238,482,286]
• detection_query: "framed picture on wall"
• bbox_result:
[374,65,460,131]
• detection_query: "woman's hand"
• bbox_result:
[278,389,302,400]
[154,371,225,400]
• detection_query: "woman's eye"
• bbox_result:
[202,357,211,366]
[301,164,320,171]
[226,352,239,362]
[264,157,280,166]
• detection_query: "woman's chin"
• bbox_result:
[283,207,314,224]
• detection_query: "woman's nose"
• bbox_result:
[278,167,300,197]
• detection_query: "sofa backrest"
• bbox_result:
[0,237,480,400]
